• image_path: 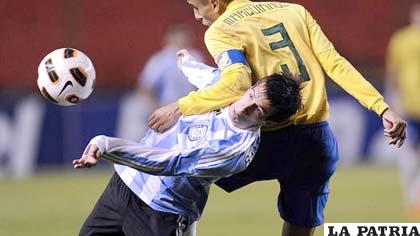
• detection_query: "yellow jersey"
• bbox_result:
[179,0,388,130]
[387,26,420,119]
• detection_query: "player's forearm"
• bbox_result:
[103,141,241,177]
[180,57,221,89]
[318,49,389,116]
[88,135,183,175]
[88,132,258,177]
[178,64,251,115]
[88,135,238,177]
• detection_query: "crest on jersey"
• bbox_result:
[217,51,232,70]
[188,124,208,141]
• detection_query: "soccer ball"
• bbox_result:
[37,48,96,106]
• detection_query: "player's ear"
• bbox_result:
[210,0,221,12]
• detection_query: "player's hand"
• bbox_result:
[176,49,195,71]
[381,108,407,148]
[73,144,100,168]
[148,101,181,133]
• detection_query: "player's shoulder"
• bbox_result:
[248,1,309,16]
[396,26,418,38]
[204,20,240,52]
[279,2,310,19]
[390,26,416,44]
[204,17,229,40]
[273,1,306,10]
[205,1,307,32]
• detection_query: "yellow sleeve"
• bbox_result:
[179,64,251,115]
[178,25,251,115]
[301,5,334,55]
[204,24,244,60]
[318,49,388,116]
[304,6,389,116]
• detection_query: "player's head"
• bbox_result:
[186,0,232,26]
[164,24,192,49]
[410,2,420,25]
[229,73,302,129]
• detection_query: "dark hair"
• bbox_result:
[256,73,302,122]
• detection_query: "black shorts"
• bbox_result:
[80,173,187,236]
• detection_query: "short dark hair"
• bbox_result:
[256,73,302,122]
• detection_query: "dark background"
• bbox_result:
[0,0,416,90]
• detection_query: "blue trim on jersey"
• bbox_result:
[216,49,249,70]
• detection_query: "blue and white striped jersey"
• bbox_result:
[89,107,260,224]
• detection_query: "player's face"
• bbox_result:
[187,0,220,26]
[229,83,271,129]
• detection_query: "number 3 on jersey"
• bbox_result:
[261,23,310,81]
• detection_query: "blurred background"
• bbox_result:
[1,0,419,235]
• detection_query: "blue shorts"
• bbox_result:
[216,122,339,227]
[407,118,420,146]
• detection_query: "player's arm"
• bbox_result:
[178,27,252,115]
[318,49,389,114]
[148,27,251,132]
[301,6,406,146]
[73,134,258,177]
[301,5,387,115]
[177,49,221,89]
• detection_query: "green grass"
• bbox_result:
[0,165,411,236]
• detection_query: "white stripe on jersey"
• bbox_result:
[197,131,256,165]
[117,164,137,186]
[143,125,177,147]
[211,129,235,141]
[138,174,164,205]
[196,132,257,167]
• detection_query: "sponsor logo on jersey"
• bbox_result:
[217,51,232,70]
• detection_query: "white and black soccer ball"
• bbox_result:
[37,48,96,106]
